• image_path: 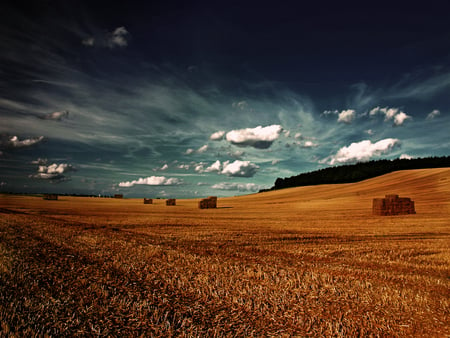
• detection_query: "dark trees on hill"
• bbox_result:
[263,156,450,192]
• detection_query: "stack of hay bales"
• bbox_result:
[199,196,217,209]
[143,198,153,204]
[373,194,415,215]
[43,194,58,200]
[166,198,176,206]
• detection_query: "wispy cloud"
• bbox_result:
[82,26,130,49]
[426,109,440,120]
[1,135,44,149]
[212,182,262,192]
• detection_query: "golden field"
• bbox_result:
[0,168,449,337]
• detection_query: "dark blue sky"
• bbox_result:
[1,0,449,197]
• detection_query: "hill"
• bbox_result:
[264,156,450,192]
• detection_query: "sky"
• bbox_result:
[1,0,449,198]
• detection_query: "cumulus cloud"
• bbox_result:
[302,141,317,148]
[337,109,356,124]
[328,138,400,165]
[393,112,411,126]
[205,160,222,173]
[400,154,413,160]
[118,176,182,187]
[221,160,259,177]
[32,163,75,181]
[212,182,262,192]
[210,130,225,141]
[369,106,411,126]
[225,125,282,149]
[426,109,440,120]
[2,135,44,148]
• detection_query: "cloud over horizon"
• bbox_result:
[327,138,400,165]
[118,176,183,187]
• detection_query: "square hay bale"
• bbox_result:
[199,196,217,209]
[373,194,415,215]
[166,198,176,206]
[143,198,153,204]
[114,194,123,199]
[198,199,209,209]
[43,194,58,200]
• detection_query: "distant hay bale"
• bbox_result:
[143,198,153,204]
[114,194,123,199]
[372,194,415,215]
[199,196,217,209]
[43,194,58,200]
[166,198,176,206]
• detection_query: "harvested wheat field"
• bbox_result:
[0,168,449,337]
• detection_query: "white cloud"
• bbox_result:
[400,154,413,160]
[337,109,355,124]
[185,145,208,155]
[32,163,75,181]
[118,176,182,187]
[160,164,169,171]
[221,160,259,177]
[225,125,282,149]
[5,135,44,148]
[328,138,400,165]
[369,106,411,126]
[426,109,440,120]
[302,141,317,148]
[294,132,302,139]
[178,164,190,170]
[271,159,280,165]
[197,144,208,153]
[393,112,411,126]
[205,160,222,173]
[210,130,225,140]
[212,182,262,192]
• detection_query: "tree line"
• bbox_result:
[261,156,450,192]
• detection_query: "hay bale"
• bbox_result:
[43,194,58,200]
[114,194,123,199]
[199,196,217,209]
[198,199,208,209]
[166,198,176,206]
[143,198,153,204]
[373,194,416,215]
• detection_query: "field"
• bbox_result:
[1,168,449,337]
